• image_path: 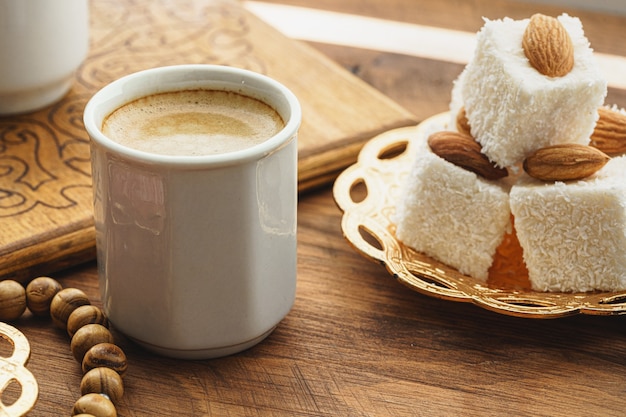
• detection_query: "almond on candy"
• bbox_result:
[590,107,626,156]
[523,143,610,182]
[522,13,574,77]
[427,131,508,180]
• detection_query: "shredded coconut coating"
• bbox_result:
[510,156,626,292]
[395,134,512,281]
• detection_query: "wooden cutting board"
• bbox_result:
[0,0,417,282]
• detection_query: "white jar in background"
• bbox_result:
[0,0,89,115]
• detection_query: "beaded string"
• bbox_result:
[0,277,127,417]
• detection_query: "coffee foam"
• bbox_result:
[102,89,285,156]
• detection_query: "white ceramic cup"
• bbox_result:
[84,65,301,359]
[0,0,89,115]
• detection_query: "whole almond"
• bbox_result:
[522,14,574,77]
[456,107,472,137]
[590,107,626,156]
[523,143,609,181]
[427,131,508,180]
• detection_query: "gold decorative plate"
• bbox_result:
[333,112,626,318]
[0,322,38,415]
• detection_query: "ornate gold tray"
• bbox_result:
[333,112,626,318]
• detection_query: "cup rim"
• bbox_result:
[83,64,302,167]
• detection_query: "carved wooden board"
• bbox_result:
[0,0,417,282]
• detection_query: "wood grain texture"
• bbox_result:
[6,0,626,415]
[18,188,626,416]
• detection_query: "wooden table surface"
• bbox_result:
[12,0,626,415]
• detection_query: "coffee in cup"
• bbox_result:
[101,89,285,156]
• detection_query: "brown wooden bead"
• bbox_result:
[81,367,124,404]
[71,324,114,363]
[0,280,27,321]
[72,393,117,417]
[50,287,90,329]
[25,276,62,317]
[82,343,127,377]
[67,305,109,337]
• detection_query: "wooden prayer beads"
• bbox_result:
[0,280,27,321]
[82,343,127,376]
[25,276,62,317]
[68,305,109,337]
[50,287,91,329]
[71,324,115,363]
[0,277,127,416]
[72,393,117,417]
[81,367,124,403]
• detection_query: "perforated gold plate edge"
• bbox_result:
[332,112,626,319]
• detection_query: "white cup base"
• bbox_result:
[126,326,277,360]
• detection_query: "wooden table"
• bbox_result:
[12,0,626,415]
